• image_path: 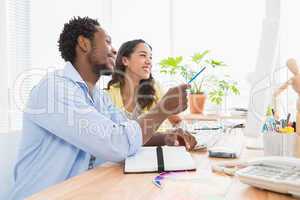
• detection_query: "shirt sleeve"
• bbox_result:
[24,77,142,162]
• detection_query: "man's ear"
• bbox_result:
[77,35,91,53]
[122,57,129,66]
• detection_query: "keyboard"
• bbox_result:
[180,121,243,155]
[237,164,300,197]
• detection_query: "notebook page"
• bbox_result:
[124,146,157,173]
[163,146,196,171]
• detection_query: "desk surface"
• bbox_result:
[26,131,297,200]
[182,113,246,121]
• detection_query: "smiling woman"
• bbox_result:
[107,39,159,115]
[106,39,182,125]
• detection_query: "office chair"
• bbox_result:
[0,130,22,200]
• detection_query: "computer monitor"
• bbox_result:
[244,0,281,138]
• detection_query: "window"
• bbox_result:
[2,0,298,131]
[5,0,31,131]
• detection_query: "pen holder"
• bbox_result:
[295,134,300,158]
[263,132,298,157]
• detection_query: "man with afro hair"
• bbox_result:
[9,16,195,199]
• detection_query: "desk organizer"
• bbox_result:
[263,132,299,157]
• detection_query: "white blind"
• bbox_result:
[0,0,9,133]
[7,0,31,131]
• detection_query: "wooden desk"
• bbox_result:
[27,132,297,200]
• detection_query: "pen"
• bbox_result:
[286,113,291,126]
[188,67,206,84]
[152,179,162,188]
[152,172,170,189]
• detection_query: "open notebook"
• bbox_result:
[124,146,196,173]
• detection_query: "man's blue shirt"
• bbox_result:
[9,62,142,199]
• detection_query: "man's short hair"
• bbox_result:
[58,16,100,64]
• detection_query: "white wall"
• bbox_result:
[30,0,107,69]
[111,0,171,66]
[172,0,265,108]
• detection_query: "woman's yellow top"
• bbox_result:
[106,82,162,115]
[107,82,178,131]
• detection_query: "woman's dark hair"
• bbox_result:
[107,39,156,110]
[58,16,100,64]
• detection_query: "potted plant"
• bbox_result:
[189,84,206,114]
[159,50,240,114]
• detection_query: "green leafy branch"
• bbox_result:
[159,50,239,104]
[208,79,240,105]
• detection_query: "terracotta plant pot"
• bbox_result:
[189,93,206,114]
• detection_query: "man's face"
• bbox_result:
[88,27,116,76]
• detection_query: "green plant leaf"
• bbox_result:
[230,85,240,95]
[159,56,183,67]
[208,59,226,68]
[159,56,185,75]
[191,50,210,64]
[159,51,240,103]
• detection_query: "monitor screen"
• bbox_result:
[244,0,280,138]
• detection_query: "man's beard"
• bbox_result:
[92,64,113,76]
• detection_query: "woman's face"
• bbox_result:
[123,43,152,81]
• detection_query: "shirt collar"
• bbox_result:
[62,62,95,103]
[63,62,86,84]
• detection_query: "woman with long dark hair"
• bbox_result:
[107,39,181,124]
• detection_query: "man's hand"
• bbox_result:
[164,128,197,151]
[168,115,182,126]
[137,84,190,145]
[157,84,190,115]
